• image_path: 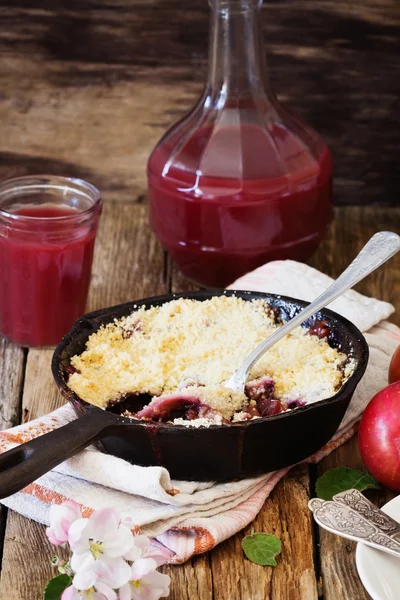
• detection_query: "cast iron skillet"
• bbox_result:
[0,291,369,498]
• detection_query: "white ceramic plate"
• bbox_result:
[356,494,400,600]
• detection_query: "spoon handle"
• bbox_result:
[227,231,400,390]
[309,497,400,558]
[333,489,400,539]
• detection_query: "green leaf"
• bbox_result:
[316,467,381,501]
[43,574,72,600]
[241,532,281,566]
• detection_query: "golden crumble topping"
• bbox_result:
[67,296,352,422]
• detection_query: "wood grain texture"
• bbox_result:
[312,206,399,600]
[0,0,398,205]
[210,469,318,600]
[0,200,398,599]
[160,555,213,600]
[315,437,377,600]
[0,340,25,582]
[0,512,69,600]
[0,203,167,600]
[170,205,399,599]
[0,0,398,595]
[0,341,24,431]
[171,248,319,599]
[87,202,168,311]
[0,353,73,598]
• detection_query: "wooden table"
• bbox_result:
[0,1,399,598]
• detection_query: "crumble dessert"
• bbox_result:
[67,296,355,426]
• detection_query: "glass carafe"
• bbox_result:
[147,0,333,288]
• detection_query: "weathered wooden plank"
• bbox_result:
[209,469,318,600]
[170,255,319,598]
[160,555,213,600]
[0,203,168,600]
[0,347,68,594]
[312,206,400,600]
[168,205,400,599]
[315,438,383,600]
[0,342,25,432]
[0,0,398,205]
[88,202,168,311]
[0,340,25,584]
[0,202,398,598]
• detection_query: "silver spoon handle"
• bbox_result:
[333,489,400,538]
[309,497,400,558]
[229,231,400,388]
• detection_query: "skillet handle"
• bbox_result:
[0,409,116,499]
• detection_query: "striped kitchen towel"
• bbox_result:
[0,260,397,562]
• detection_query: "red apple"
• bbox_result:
[389,344,400,384]
[358,381,400,491]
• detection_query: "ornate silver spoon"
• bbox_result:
[309,495,400,559]
[333,489,400,540]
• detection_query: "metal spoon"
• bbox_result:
[225,231,400,393]
[309,496,400,559]
[333,489,400,540]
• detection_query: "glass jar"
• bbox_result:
[0,175,102,346]
[147,0,333,288]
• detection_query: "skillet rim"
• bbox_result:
[52,290,369,431]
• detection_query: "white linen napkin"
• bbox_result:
[0,260,397,563]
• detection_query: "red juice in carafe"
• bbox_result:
[147,0,333,288]
[0,178,102,347]
[148,121,333,288]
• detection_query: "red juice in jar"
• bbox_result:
[0,176,102,346]
[147,0,333,288]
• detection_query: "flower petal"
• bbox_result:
[47,501,82,545]
[130,558,157,581]
[103,525,134,558]
[94,556,132,588]
[45,528,65,546]
[68,518,90,552]
[88,508,121,539]
[142,570,171,598]
[61,586,78,600]
[118,583,131,600]
[123,545,142,562]
[73,566,96,591]
[95,581,118,600]
[71,551,95,574]
[121,516,136,530]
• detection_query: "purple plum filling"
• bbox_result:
[125,376,293,423]
[308,319,331,339]
[245,377,284,417]
[286,399,306,410]
[133,393,225,423]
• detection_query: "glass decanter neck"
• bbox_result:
[206,0,270,104]
[209,0,263,10]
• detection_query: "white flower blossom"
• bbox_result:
[46,500,82,546]
[69,507,134,565]
[119,558,170,600]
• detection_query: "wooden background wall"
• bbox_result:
[0,0,399,207]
